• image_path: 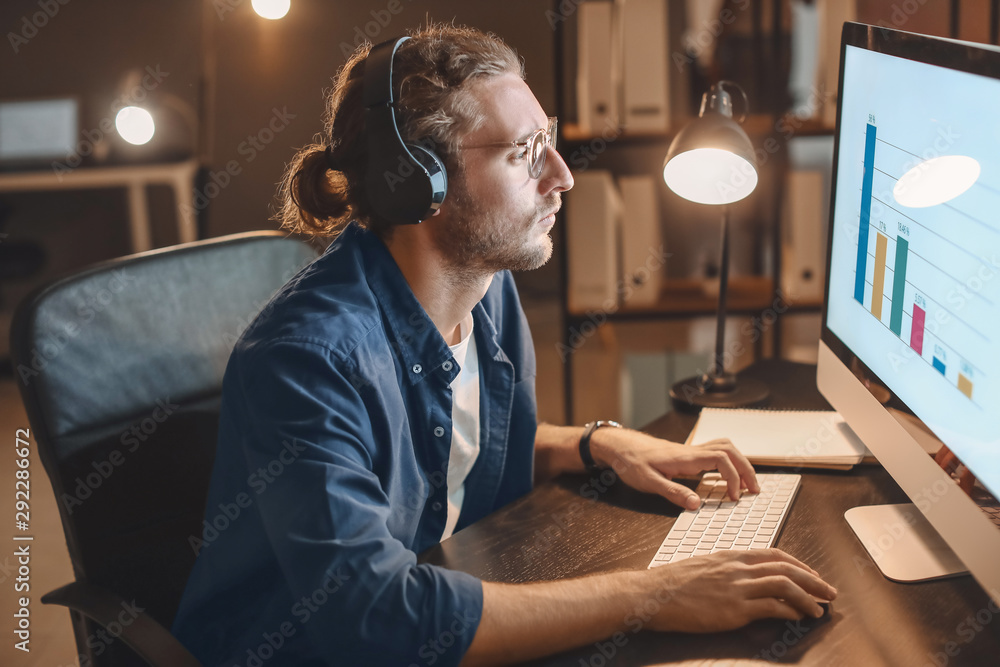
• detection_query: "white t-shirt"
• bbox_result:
[440,314,481,541]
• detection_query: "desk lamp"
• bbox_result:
[663,81,769,409]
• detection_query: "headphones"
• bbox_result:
[363,36,448,225]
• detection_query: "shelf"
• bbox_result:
[567,276,777,321]
[561,113,834,147]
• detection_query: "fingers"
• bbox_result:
[741,547,823,579]
[743,552,837,604]
[742,597,814,623]
[694,439,759,498]
[743,574,828,619]
[645,475,701,510]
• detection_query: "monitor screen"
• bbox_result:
[819,22,1000,603]
[0,98,78,163]
[824,36,1000,498]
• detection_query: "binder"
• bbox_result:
[567,170,622,312]
[781,169,826,301]
[618,0,670,133]
[577,1,619,135]
[618,175,664,306]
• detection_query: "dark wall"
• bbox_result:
[0,0,560,300]
[202,0,557,237]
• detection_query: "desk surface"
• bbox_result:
[421,360,1000,666]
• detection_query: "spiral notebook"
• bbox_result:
[685,408,874,470]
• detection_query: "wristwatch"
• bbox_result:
[579,420,623,472]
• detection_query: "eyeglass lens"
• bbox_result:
[527,119,557,179]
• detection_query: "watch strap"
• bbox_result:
[579,420,622,472]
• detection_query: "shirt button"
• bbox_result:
[433,426,445,437]
[442,360,453,372]
[412,364,422,374]
[431,501,443,511]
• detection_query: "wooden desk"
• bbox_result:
[0,160,199,252]
[421,360,1000,666]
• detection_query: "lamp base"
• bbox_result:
[669,373,769,411]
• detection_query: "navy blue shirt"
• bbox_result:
[172,224,538,666]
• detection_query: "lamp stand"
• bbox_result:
[670,208,770,410]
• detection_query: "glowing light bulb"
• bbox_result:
[252,0,290,20]
[663,148,758,205]
[893,155,980,208]
[115,106,155,145]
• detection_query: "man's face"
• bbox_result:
[431,73,574,275]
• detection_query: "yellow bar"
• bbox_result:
[871,233,888,320]
[958,373,974,399]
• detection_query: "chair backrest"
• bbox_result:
[10,231,317,664]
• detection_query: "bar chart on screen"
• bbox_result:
[849,119,999,410]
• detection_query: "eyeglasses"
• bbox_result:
[463,117,558,179]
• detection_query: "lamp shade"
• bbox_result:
[662,86,758,206]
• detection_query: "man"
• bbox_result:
[172,23,836,666]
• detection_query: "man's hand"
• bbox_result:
[644,549,837,632]
[466,548,837,664]
[589,426,758,510]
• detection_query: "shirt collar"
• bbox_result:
[354,224,457,385]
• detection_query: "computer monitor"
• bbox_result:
[0,97,78,167]
[818,22,1000,606]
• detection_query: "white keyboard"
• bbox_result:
[648,472,801,568]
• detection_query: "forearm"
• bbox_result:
[533,422,586,482]
[461,570,648,666]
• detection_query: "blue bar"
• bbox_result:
[854,124,877,304]
[933,357,946,375]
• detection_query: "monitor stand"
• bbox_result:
[845,504,969,582]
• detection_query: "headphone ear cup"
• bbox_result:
[407,144,448,213]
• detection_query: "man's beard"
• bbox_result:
[432,183,559,279]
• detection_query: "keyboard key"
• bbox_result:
[673,512,696,532]
[649,474,801,569]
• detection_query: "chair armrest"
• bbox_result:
[42,581,202,667]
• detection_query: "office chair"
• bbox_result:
[10,231,318,666]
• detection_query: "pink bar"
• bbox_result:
[910,304,926,355]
